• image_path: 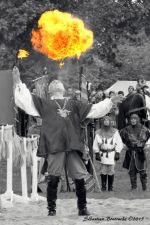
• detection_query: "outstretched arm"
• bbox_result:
[12,66,40,117]
[86,96,122,119]
[145,95,150,112]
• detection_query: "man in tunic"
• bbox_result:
[120,114,150,191]
[12,66,122,216]
[93,116,123,191]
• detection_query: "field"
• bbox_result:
[1,150,150,199]
[0,150,150,225]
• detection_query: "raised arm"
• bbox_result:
[12,66,40,117]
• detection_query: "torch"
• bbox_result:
[15,49,29,70]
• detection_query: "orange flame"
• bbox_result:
[31,10,93,61]
[17,49,29,59]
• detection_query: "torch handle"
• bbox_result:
[13,51,19,69]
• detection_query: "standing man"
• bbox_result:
[93,116,123,192]
[12,66,122,216]
[127,86,135,96]
[120,114,150,191]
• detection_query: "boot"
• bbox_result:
[47,175,60,216]
[129,174,137,190]
[140,172,147,191]
[108,175,114,191]
[75,179,90,216]
[100,174,107,191]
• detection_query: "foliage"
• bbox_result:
[0,0,54,68]
[1,0,150,90]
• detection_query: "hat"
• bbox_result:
[130,113,139,119]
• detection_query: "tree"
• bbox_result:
[1,0,150,90]
[0,0,54,68]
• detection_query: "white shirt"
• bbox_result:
[145,95,150,120]
[93,130,123,165]
[14,82,114,119]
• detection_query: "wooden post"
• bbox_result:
[6,139,13,196]
[31,137,38,200]
[20,137,28,200]
[1,125,14,200]
[30,136,46,201]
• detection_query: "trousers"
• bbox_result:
[47,151,88,179]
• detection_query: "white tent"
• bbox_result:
[105,80,150,96]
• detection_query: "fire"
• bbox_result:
[31,10,93,61]
[17,49,29,59]
[59,61,65,68]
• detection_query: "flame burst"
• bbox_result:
[31,10,93,61]
[17,49,29,59]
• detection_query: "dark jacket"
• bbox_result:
[118,93,147,130]
[32,95,92,158]
[120,124,150,171]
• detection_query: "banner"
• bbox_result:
[0,70,15,125]
[79,67,88,102]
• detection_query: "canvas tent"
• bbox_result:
[105,80,150,96]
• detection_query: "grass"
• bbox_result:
[0,150,150,200]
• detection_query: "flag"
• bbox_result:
[33,75,49,99]
[79,66,88,102]
[80,75,88,102]
[84,173,96,193]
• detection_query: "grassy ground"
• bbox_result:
[0,150,150,200]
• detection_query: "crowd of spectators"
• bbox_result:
[86,76,150,131]
[89,77,150,192]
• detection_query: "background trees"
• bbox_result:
[1,0,150,89]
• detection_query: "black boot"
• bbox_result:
[140,172,147,191]
[100,174,107,191]
[129,174,137,190]
[75,179,90,216]
[108,175,114,191]
[47,175,60,216]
